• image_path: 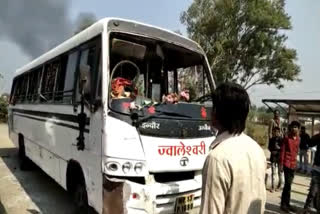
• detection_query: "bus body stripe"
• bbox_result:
[12,111,90,133]
[12,108,90,125]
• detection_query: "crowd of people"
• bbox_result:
[266,110,320,213]
[200,82,320,214]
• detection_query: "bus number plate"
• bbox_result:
[174,194,194,213]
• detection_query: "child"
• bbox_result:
[268,126,283,192]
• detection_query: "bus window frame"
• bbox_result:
[72,35,102,113]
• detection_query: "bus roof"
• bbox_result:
[15,17,204,77]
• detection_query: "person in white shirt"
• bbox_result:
[200,82,267,214]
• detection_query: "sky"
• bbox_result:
[0,0,319,106]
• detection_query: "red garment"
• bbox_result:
[280,135,300,169]
[111,77,132,92]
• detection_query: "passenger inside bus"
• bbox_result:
[179,89,190,102]
[108,35,213,117]
[162,93,178,104]
[110,77,133,99]
[162,89,190,104]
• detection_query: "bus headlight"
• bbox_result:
[122,162,132,174]
[134,162,144,174]
[106,162,120,171]
[104,158,147,176]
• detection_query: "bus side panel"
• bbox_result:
[59,159,68,190]
[24,138,41,165]
[71,109,103,213]
[41,149,60,183]
[9,131,19,148]
[11,106,103,213]
[12,112,42,165]
[11,112,21,149]
[12,108,67,189]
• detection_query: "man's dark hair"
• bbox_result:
[289,120,301,129]
[301,126,306,130]
[273,127,280,131]
[212,82,250,135]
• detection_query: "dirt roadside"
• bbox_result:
[0,123,316,214]
[0,124,75,214]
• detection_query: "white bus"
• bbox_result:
[8,18,216,214]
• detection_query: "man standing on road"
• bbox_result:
[269,110,282,139]
[200,82,266,214]
[280,121,300,213]
[299,126,310,174]
[302,131,320,213]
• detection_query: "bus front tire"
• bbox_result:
[67,162,90,213]
[73,181,89,214]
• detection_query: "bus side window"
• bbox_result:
[96,53,102,99]
[20,74,28,103]
[10,79,18,104]
[27,68,41,102]
[54,54,70,103]
[34,68,42,102]
[15,78,22,103]
[26,72,32,102]
[76,46,96,103]
[62,51,79,104]
[41,60,60,102]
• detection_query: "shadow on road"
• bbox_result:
[0,147,77,214]
[265,202,281,214]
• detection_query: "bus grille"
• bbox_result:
[152,171,195,183]
[155,188,201,214]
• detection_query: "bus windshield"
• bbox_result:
[108,33,213,121]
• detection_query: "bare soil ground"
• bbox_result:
[0,123,316,214]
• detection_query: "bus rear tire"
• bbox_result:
[18,134,33,171]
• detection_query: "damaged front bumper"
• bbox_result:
[102,174,202,214]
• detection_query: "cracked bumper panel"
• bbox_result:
[102,175,153,214]
[102,175,202,214]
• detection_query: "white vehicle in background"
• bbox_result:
[8,18,216,214]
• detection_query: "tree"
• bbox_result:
[0,94,8,122]
[74,13,97,35]
[181,0,300,90]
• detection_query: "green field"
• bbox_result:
[246,121,269,149]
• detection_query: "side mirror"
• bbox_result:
[130,111,139,127]
[79,64,91,96]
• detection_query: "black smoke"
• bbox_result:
[0,0,72,59]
